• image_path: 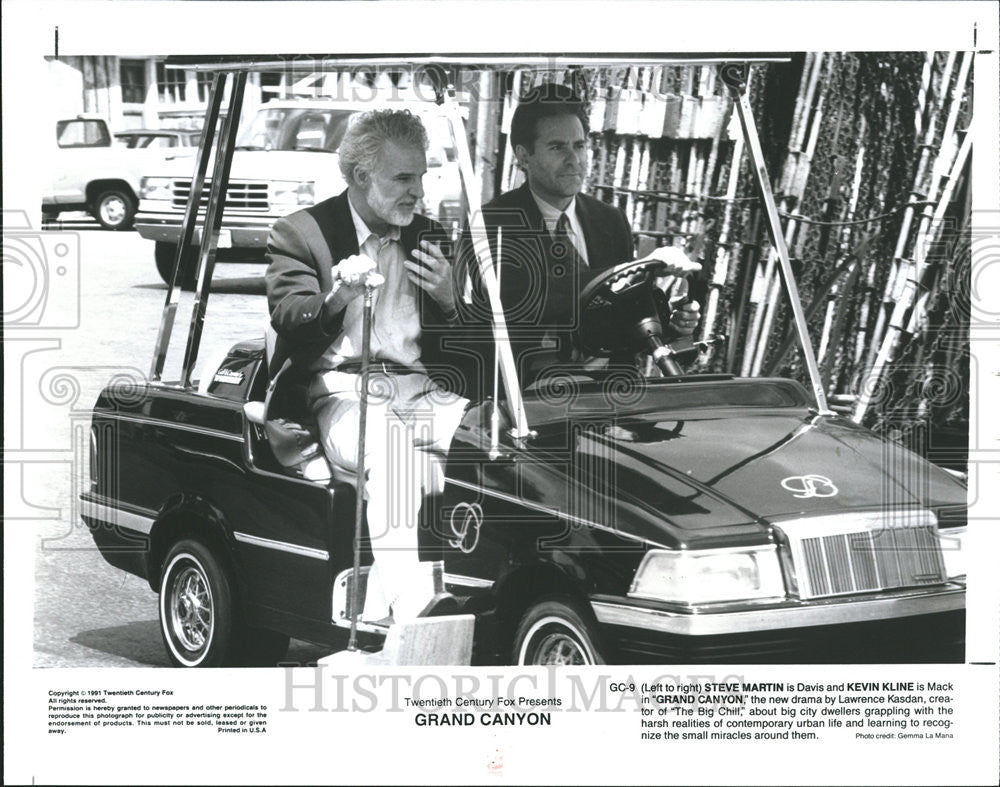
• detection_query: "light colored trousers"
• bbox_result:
[310,369,469,621]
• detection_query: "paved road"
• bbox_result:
[20,229,331,667]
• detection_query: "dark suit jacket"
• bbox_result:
[455,182,634,395]
[265,190,455,382]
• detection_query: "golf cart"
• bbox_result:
[80,55,966,666]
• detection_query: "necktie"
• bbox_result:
[554,212,573,253]
[550,213,585,361]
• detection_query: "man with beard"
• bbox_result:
[266,109,465,622]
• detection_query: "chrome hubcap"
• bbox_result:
[170,565,213,652]
[532,632,591,665]
[100,196,126,225]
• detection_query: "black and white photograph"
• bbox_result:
[4,1,999,784]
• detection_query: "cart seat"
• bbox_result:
[250,324,338,483]
[253,326,449,492]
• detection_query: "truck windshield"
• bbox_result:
[235,107,356,152]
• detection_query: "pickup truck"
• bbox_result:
[134,97,463,286]
[43,115,196,230]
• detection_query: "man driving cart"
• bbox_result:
[456,83,703,392]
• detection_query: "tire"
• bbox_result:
[155,241,197,291]
[511,597,606,666]
[92,188,136,230]
[159,538,241,667]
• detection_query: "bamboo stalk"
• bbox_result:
[697,65,710,97]
[637,139,651,231]
[595,136,609,191]
[739,56,818,377]
[851,115,972,422]
[703,65,717,97]
[749,257,785,376]
[856,52,936,370]
[701,132,744,342]
[765,249,863,377]
[865,51,957,368]
[741,240,777,377]
[668,147,680,195]
[747,57,828,375]
[929,51,971,199]
[750,216,800,376]
[780,53,824,196]
[627,137,643,226]
[704,116,723,194]
[822,260,862,390]
[695,143,708,198]
[679,144,701,238]
[683,64,695,95]
[907,119,973,336]
[817,286,837,363]
[727,208,760,374]
[838,128,867,378]
[789,53,821,153]
[889,52,968,297]
[613,137,628,198]
[914,51,934,144]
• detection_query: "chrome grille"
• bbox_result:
[171,180,269,211]
[776,511,947,600]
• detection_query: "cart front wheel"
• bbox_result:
[512,598,606,666]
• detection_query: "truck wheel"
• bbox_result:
[92,188,136,230]
[512,597,606,665]
[155,241,197,290]
[159,538,241,667]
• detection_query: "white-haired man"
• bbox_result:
[266,109,466,622]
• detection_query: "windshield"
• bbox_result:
[236,107,356,152]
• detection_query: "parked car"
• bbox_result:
[134,96,463,287]
[43,116,198,230]
[80,58,967,667]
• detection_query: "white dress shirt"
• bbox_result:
[312,199,423,375]
[529,190,589,265]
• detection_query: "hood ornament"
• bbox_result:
[781,475,839,499]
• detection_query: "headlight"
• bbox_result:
[629,546,786,605]
[271,181,315,206]
[140,177,173,200]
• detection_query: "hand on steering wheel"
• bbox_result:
[577,249,702,375]
[639,246,703,278]
[666,300,701,337]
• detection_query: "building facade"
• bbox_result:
[46,55,265,131]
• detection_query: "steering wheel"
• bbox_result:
[577,257,696,376]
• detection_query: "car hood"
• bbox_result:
[142,150,346,191]
[557,409,966,548]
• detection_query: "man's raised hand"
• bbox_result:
[406,240,458,320]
